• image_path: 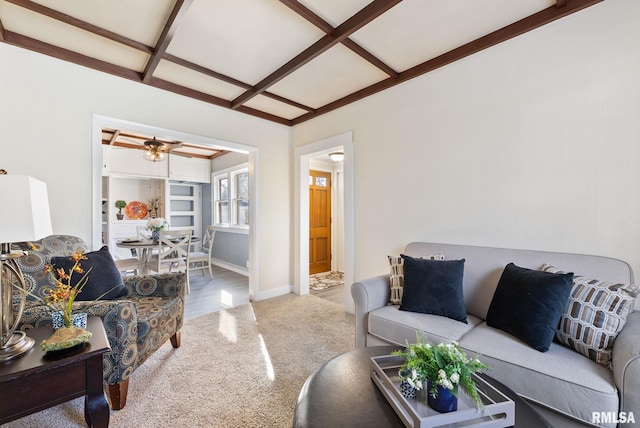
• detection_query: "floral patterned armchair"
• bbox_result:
[14,235,186,410]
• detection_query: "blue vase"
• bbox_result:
[427,382,458,413]
[52,311,88,330]
[152,229,160,242]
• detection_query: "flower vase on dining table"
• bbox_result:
[152,229,160,242]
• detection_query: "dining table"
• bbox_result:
[115,236,199,275]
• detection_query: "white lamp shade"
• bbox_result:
[0,175,53,243]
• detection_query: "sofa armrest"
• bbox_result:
[123,272,187,300]
[351,274,390,348]
[612,310,640,418]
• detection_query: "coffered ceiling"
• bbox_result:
[0,0,602,126]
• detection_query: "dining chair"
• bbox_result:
[114,257,140,276]
[148,228,192,292]
[189,225,216,278]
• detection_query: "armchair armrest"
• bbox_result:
[351,274,390,348]
[123,272,187,300]
[18,299,139,385]
[612,310,640,418]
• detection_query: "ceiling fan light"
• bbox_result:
[144,150,165,162]
[328,152,344,162]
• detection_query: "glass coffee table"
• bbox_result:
[293,346,552,428]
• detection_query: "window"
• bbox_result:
[213,164,249,228]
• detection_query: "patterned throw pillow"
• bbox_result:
[542,263,640,368]
[388,254,444,305]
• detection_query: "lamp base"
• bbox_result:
[0,331,35,362]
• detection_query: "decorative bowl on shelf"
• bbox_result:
[125,201,148,219]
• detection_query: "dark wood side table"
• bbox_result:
[0,316,110,427]
[294,346,552,428]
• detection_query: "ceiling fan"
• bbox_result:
[142,137,191,162]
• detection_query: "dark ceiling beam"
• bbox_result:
[342,39,398,77]
[2,30,142,81]
[5,0,153,53]
[291,0,604,125]
[142,0,193,83]
[163,53,314,112]
[163,53,253,90]
[147,77,291,126]
[279,0,333,32]
[280,0,398,78]
[556,0,568,7]
[231,0,402,109]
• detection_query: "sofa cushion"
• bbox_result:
[388,253,445,305]
[459,322,618,426]
[369,305,482,346]
[399,255,467,323]
[486,263,573,352]
[50,246,127,301]
[542,263,640,368]
[388,256,405,305]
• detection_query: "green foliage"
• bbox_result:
[392,333,490,408]
[115,200,127,210]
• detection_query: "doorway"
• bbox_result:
[91,114,258,301]
[294,132,354,313]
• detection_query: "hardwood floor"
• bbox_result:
[184,265,249,320]
[184,266,346,320]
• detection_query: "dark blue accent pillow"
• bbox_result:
[399,255,467,323]
[486,262,573,352]
[50,246,127,301]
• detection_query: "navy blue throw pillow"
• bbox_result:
[399,255,467,323]
[486,263,573,352]
[50,246,127,301]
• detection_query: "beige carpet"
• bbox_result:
[3,294,355,428]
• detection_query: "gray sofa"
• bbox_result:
[351,242,640,427]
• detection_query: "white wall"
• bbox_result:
[0,42,292,298]
[292,0,640,282]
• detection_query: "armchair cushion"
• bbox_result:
[50,245,127,301]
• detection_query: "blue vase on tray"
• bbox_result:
[427,382,458,413]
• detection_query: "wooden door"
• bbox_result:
[309,170,331,274]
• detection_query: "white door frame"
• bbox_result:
[294,131,355,313]
[91,114,259,300]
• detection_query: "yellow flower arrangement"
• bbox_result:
[42,250,92,328]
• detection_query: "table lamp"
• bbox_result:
[0,173,53,361]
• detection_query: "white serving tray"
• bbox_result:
[370,354,515,428]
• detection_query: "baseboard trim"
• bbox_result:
[254,285,293,301]
[211,259,249,277]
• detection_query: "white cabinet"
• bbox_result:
[103,146,168,178]
[169,154,211,183]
